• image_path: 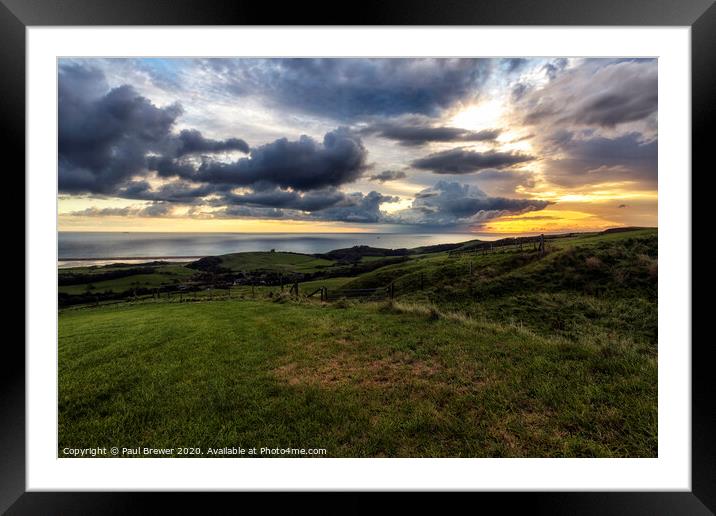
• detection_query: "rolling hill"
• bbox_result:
[57,228,658,457]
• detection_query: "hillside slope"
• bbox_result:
[342,229,657,343]
[57,228,658,458]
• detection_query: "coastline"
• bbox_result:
[58,257,196,268]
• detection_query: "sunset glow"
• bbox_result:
[58,58,657,234]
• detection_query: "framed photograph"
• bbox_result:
[5,0,711,512]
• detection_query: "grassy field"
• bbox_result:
[58,265,195,295]
[218,251,335,273]
[59,298,656,457]
[211,277,352,300]
[292,276,352,292]
[58,228,657,457]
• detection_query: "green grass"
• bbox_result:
[57,228,657,457]
[59,296,656,458]
[59,264,150,276]
[340,253,453,291]
[343,229,657,339]
[555,228,656,247]
[217,252,335,273]
[298,276,352,292]
[359,255,393,263]
[58,265,196,295]
[220,277,351,300]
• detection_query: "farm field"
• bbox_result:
[217,251,336,273]
[58,228,657,457]
[58,264,195,294]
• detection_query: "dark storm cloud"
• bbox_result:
[141,202,175,217]
[389,181,550,226]
[221,187,348,212]
[115,180,230,203]
[362,120,500,146]
[118,127,373,215]
[542,132,657,187]
[59,63,109,101]
[146,157,202,181]
[310,191,399,223]
[59,72,182,193]
[213,205,289,219]
[208,190,398,223]
[110,172,393,224]
[58,63,249,195]
[70,202,174,218]
[58,64,369,208]
[570,86,657,128]
[216,185,398,223]
[201,58,493,119]
[369,170,407,183]
[73,187,398,224]
[56,74,376,222]
[161,128,369,191]
[411,148,535,174]
[521,59,657,129]
[173,129,249,156]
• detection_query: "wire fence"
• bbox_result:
[62,235,554,309]
[448,234,548,257]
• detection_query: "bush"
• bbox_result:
[186,256,229,273]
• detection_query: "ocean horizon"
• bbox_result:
[57,231,516,267]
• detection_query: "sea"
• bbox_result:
[57,231,501,268]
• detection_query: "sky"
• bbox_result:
[58,57,658,234]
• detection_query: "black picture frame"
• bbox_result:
[3,0,711,513]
